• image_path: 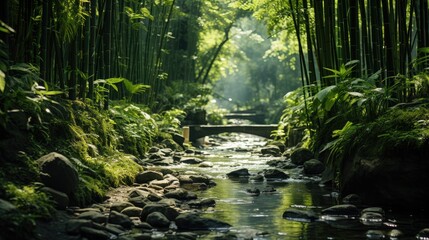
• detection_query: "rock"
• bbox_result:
[40,187,69,209]
[359,211,384,226]
[121,206,143,218]
[108,211,133,229]
[141,203,180,221]
[128,196,149,208]
[146,212,170,228]
[189,175,211,184]
[135,171,164,184]
[282,208,317,222]
[290,148,314,165]
[164,188,196,200]
[342,194,362,205]
[366,230,385,240]
[303,159,325,174]
[188,198,216,208]
[65,219,93,234]
[249,174,264,181]
[150,179,171,188]
[226,168,250,178]
[128,189,150,199]
[388,229,403,239]
[261,145,281,156]
[198,162,213,168]
[175,213,231,230]
[361,207,384,215]
[80,226,110,240]
[246,188,260,196]
[174,232,198,240]
[180,157,203,164]
[147,193,163,202]
[172,132,185,147]
[104,223,125,235]
[36,152,79,195]
[340,152,429,209]
[160,148,173,156]
[148,147,160,153]
[321,204,359,217]
[262,169,289,179]
[111,202,134,213]
[417,228,429,239]
[78,211,107,224]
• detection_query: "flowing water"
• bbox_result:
[166,133,429,240]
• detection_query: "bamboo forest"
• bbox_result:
[2,0,429,239]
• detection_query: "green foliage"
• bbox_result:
[321,107,429,185]
[4,184,55,220]
[110,103,158,157]
[123,79,151,103]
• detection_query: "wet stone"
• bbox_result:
[150,179,171,187]
[366,230,385,240]
[65,219,93,235]
[180,157,203,164]
[342,193,362,205]
[108,211,133,229]
[111,202,135,213]
[80,226,111,240]
[78,211,107,224]
[121,206,143,218]
[262,169,289,180]
[226,168,250,178]
[417,228,429,240]
[128,196,149,208]
[135,170,164,184]
[146,212,170,228]
[321,204,360,217]
[198,161,213,168]
[175,213,231,230]
[303,159,325,175]
[290,148,314,165]
[128,189,150,199]
[282,208,317,222]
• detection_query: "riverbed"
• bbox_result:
[165,133,429,240]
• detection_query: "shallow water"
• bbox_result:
[168,133,429,239]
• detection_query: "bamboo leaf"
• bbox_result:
[0,70,5,92]
[348,92,364,97]
[418,47,429,53]
[315,85,337,103]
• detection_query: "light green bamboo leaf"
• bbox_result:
[140,8,154,21]
[37,90,63,96]
[93,79,106,85]
[367,69,382,82]
[315,85,336,103]
[323,93,337,111]
[345,60,359,67]
[418,47,429,53]
[348,92,364,97]
[106,78,125,84]
[0,20,15,33]
[372,88,385,93]
[0,70,5,92]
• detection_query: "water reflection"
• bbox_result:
[166,134,429,239]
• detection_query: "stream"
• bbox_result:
[165,133,429,240]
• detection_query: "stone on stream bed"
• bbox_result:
[174,213,231,230]
[135,170,164,184]
[262,168,289,180]
[282,208,318,222]
[321,204,360,218]
[290,148,314,165]
[180,157,203,164]
[141,203,180,221]
[226,168,250,178]
[260,145,281,156]
[146,212,170,228]
[109,211,133,229]
[303,159,325,175]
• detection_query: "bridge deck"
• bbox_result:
[184,124,278,141]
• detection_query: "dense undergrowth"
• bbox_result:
[0,90,185,237]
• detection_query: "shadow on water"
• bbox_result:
[168,133,429,239]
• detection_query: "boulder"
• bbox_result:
[164,188,194,200]
[262,169,289,179]
[342,193,362,205]
[282,208,317,222]
[135,171,163,184]
[36,152,79,195]
[226,168,250,178]
[261,145,281,156]
[121,206,142,218]
[78,211,107,224]
[40,187,69,209]
[108,211,133,229]
[80,226,110,240]
[110,202,134,213]
[180,157,203,164]
[141,203,179,221]
[175,213,231,230]
[303,159,325,174]
[198,162,213,168]
[321,204,359,217]
[290,148,314,165]
[417,229,429,239]
[65,219,93,235]
[146,212,170,228]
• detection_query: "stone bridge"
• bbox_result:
[183,124,278,142]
